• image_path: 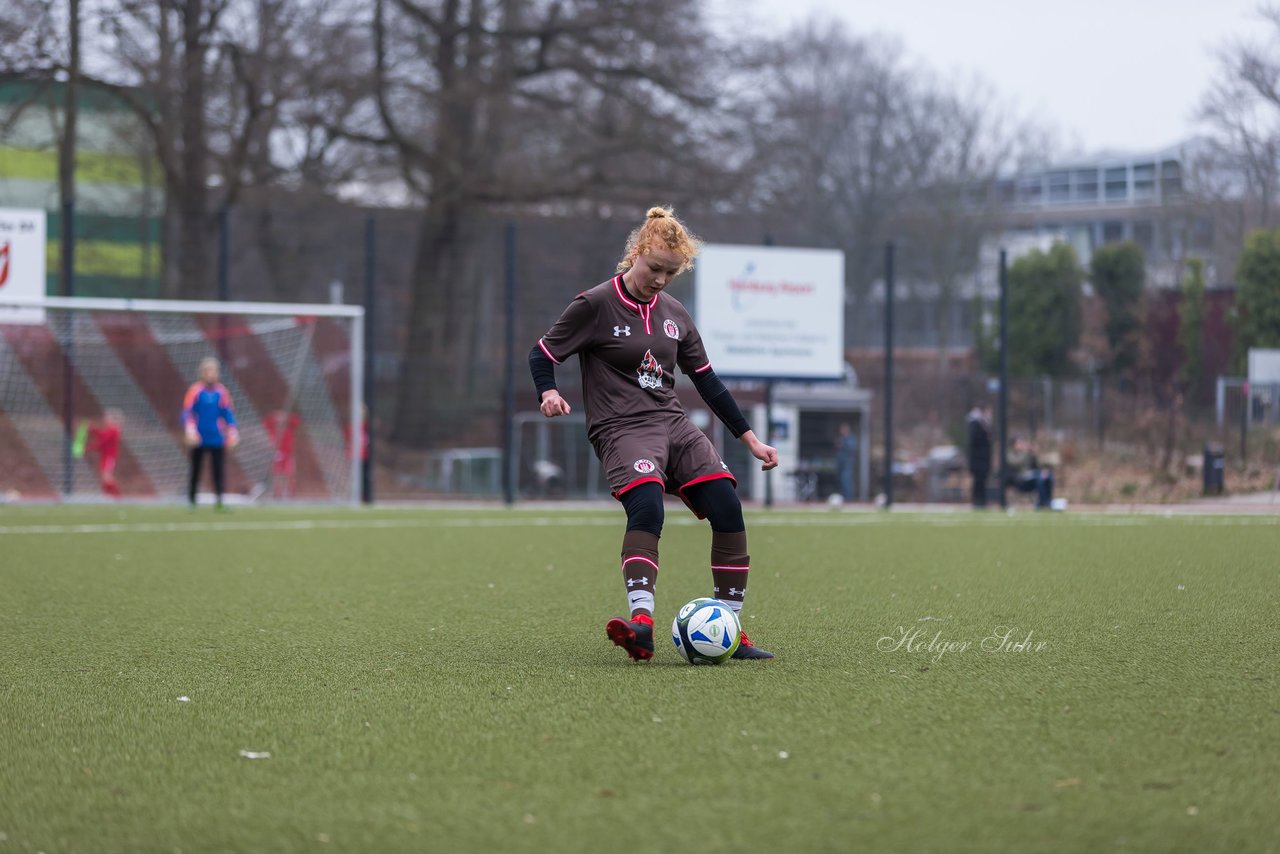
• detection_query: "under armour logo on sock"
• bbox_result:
[627,577,649,587]
[729,587,745,597]
[713,586,720,594]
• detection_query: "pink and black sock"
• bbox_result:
[711,530,749,613]
[621,530,660,618]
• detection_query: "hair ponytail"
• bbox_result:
[617,206,702,273]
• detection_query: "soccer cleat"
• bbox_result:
[605,614,655,662]
[731,629,774,660]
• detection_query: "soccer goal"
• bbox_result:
[0,296,363,504]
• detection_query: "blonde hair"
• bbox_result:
[616,206,702,274]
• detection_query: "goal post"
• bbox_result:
[0,296,364,505]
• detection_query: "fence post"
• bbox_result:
[59,0,80,499]
[883,241,895,508]
[763,232,776,509]
[362,212,376,504]
[1215,376,1225,430]
[502,222,517,506]
[997,249,1009,509]
[1043,376,1053,432]
[61,200,76,497]
[1240,382,1249,463]
[216,206,230,363]
[1094,375,1104,449]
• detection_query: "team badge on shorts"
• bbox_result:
[633,459,657,474]
[663,319,679,339]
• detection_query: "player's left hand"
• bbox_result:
[539,390,571,418]
[750,440,779,471]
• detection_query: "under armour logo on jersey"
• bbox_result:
[627,577,649,587]
[613,325,631,337]
[729,587,745,596]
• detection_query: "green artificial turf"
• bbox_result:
[0,506,1277,853]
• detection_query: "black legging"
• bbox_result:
[619,478,744,535]
[189,446,226,503]
[971,468,989,507]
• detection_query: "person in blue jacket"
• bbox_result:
[183,357,239,509]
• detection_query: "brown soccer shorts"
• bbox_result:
[593,412,737,515]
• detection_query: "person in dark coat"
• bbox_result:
[966,405,992,508]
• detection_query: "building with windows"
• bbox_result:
[846,141,1225,350]
[0,82,162,297]
[989,141,1217,289]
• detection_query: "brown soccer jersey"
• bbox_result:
[537,274,713,442]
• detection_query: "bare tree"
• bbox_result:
[0,0,378,296]
[737,20,1033,354]
[1194,4,1280,281]
[0,0,60,80]
[0,1,64,143]
[342,0,727,446]
[75,0,372,295]
[740,25,917,296]
[895,75,1027,356]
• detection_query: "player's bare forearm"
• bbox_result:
[739,430,779,471]
[539,389,572,418]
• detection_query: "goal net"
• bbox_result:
[0,297,363,504]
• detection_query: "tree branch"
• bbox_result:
[76,73,180,182]
[373,0,436,170]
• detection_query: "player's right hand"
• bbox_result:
[184,428,200,448]
[539,391,571,418]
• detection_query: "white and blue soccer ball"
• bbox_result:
[672,597,741,664]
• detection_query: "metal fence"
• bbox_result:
[34,200,1277,501]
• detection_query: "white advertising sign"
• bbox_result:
[694,244,845,379]
[0,208,48,324]
[1248,348,1280,383]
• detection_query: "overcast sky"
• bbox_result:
[731,0,1264,155]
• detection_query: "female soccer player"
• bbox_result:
[265,408,300,498]
[529,207,779,662]
[85,408,124,497]
[183,357,239,510]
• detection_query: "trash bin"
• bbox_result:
[925,446,964,502]
[1202,443,1225,496]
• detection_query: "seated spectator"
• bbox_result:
[1007,437,1054,509]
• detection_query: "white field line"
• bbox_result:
[0,512,1275,536]
[0,517,618,536]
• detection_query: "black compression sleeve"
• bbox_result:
[690,368,752,439]
[529,344,557,404]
